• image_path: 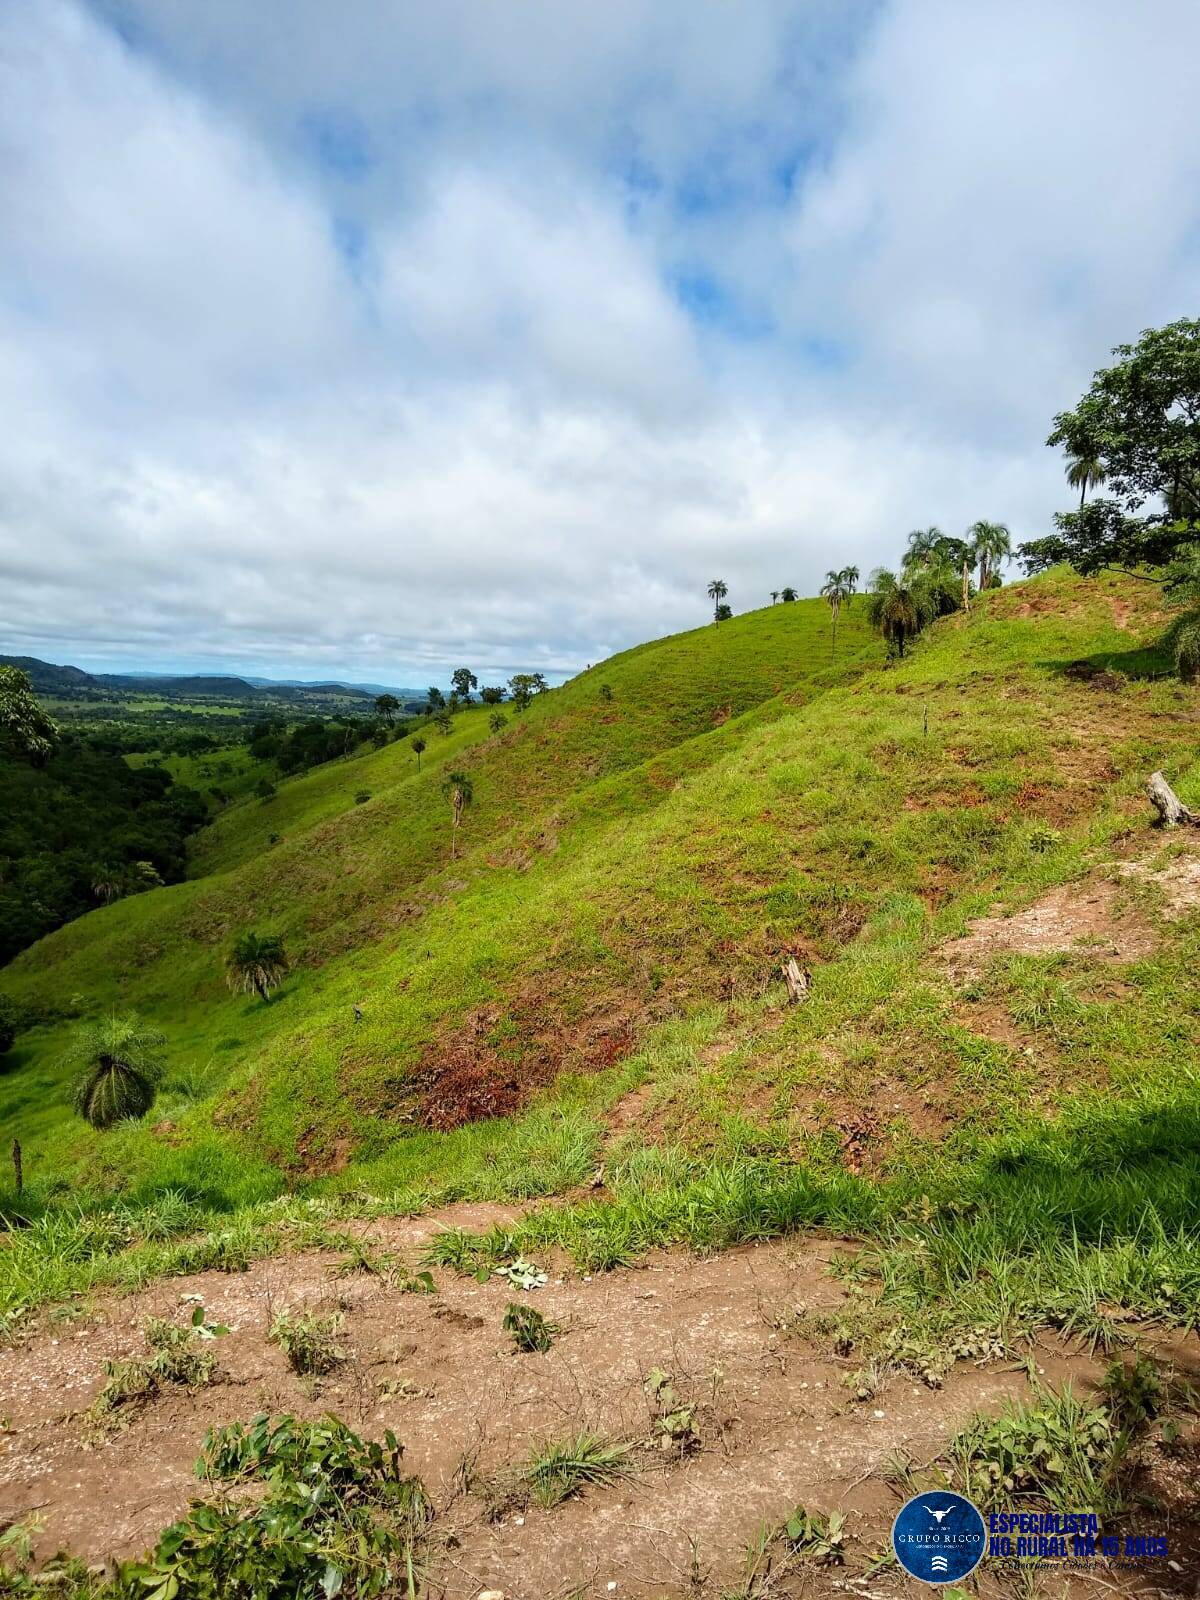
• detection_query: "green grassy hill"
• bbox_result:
[0,599,877,1197]
[3,573,1199,1281]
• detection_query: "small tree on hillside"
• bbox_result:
[780,586,797,602]
[374,693,400,724]
[450,668,478,702]
[226,931,289,1003]
[441,771,474,859]
[66,1013,165,1130]
[412,736,426,771]
[434,710,453,735]
[866,569,923,658]
[426,686,446,713]
[707,579,728,622]
[508,673,546,711]
[480,685,505,704]
[770,590,779,604]
[489,711,508,734]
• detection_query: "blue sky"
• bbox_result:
[1,0,1199,681]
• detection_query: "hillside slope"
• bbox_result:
[2,574,1198,1227]
[0,598,877,1196]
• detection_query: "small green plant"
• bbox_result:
[494,1256,548,1290]
[1099,1353,1163,1433]
[644,1368,700,1454]
[268,1307,343,1377]
[1027,823,1062,854]
[522,1433,632,1508]
[782,1505,846,1564]
[951,1384,1119,1513]
[502,1301,557,1353]
[88,1306,226,1433]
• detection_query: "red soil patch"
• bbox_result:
[415,987,647,1131]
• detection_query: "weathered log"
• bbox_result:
[1147,770,1200,827]
[780,955,811,1004]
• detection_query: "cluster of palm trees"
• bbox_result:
[865,521,1011,657]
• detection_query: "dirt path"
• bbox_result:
[2,1201,1196,1598]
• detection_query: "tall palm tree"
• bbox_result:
[770,591,779,605]
[820,569,852,659]
[65,1014,165,1130]
[226,931,289,1002]
[707,579,728,623]
[441,771,474,859]
[967,520,1012,591]
[1065,452,1106,511]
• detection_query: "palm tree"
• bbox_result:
[66,1014,166,1130]
[91,868,124,906]
[902,527,944,578]
[412,736,426,771]
[441,770,474,859]
[226,931,289,1002]
[780,586,798,602]
[967,520,1012,591]
[707,579,728,623]
[866,569,924,658]
[1065,452,1106,511]
[770,591,779,605]
[820,569,854,659]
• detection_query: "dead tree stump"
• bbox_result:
[1147,771,1200,827]
[780,956,811,1004]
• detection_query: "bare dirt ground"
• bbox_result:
[2,1202,1197,1599]
[939,842,1200,984]
[938,878,1158,980]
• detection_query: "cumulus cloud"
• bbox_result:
[1,0,1198,680]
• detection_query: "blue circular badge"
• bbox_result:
[891,1490,986,1585]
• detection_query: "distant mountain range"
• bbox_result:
[1,655,425,702]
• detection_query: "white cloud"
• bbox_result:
[2,0,1199,681]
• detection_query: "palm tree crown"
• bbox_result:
[967,520,1012,590]
[1065,452,1106,510]
[66,1013,166,1130]
[707,578,728,622]
[226,931,289,1002]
